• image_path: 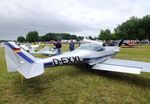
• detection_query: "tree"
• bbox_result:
[115,17,138,39]
[110,33,117,40]
[77,36,84,41]
[115,16,149,40]
[140,15,150,40]
[60,33,71,40]
[26,31,39,42]
[70,35,78,40]
[39,33,80,41]
[17,36,25,43]
[98,29,111,41]
[44,33,57,41]
[88,36,94,40]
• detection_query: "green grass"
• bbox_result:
[0,45,150,104]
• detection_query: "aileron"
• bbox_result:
[92,58,150,74]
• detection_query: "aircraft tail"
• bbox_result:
[4,42,44,79]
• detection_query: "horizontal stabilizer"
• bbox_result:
[17,61,44,79]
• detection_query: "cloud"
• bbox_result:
[0,0,149,39]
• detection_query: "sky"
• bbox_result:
[0,0,149,40]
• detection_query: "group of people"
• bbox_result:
[53,40,75,55]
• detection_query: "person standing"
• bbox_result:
[69,40,75,51]
[53,40,62,55]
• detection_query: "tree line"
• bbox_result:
[17,15,150,42]
[99,15,150,41]
[17,32,84,43]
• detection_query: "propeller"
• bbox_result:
[118,39,124,47]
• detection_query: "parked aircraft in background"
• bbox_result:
[20,44,39,51]
[29,46,58,56]
[122,40,137,48]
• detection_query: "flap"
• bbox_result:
[92,58,150,74]
[92,63,142,74]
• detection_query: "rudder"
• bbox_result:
[4,42,44,79]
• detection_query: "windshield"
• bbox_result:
[78,43,103,51]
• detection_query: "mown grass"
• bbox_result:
[0,44,150,104]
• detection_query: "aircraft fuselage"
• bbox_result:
[41,46,118,68]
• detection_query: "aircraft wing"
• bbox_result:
[92,59,150,74]
[38,46,51,52]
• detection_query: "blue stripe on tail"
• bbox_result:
[5,43,15,49]
[17,52,34,63]
[5,42,34,63]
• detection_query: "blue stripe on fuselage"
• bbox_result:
[44,62,53,68]
[5,42,34,63]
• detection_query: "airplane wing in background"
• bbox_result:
[38,46,51,52]
[92,59,150,74]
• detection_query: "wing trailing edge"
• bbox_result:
[92,59,150,74]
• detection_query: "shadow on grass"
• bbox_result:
[11,66,84,97]
[12,64,150,98]
[75,64,150,89]
[94,70,150,88]
[12,76,48,98]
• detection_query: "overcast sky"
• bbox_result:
[0,0,149,40]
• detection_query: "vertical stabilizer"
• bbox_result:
[4,42,44,79]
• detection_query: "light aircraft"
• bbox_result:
[4,40,150,79]
[20,44,39,51]
[28,46,58,56]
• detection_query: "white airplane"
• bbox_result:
[4,40,150,79]
[28,46,58,56]
[20,44,39,51]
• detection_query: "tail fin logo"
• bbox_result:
[5,42,35,63]
[13,48,21,53]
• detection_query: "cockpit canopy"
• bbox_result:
[78,43,104,51]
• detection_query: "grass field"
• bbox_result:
[0,44,150,104]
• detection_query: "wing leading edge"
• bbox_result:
[92,59,150,74]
